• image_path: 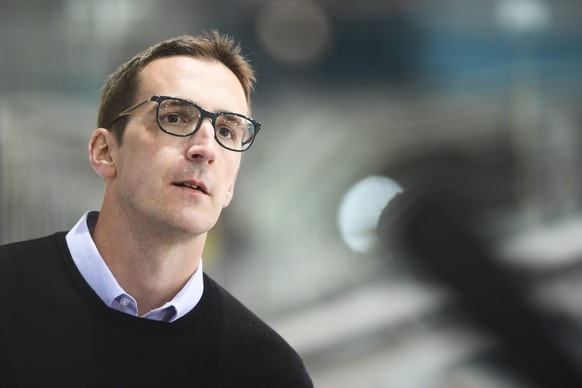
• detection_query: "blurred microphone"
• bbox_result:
[377,171,582,388]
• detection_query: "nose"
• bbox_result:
[186,118,218,162]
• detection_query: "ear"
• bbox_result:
[88,128,117,179]
[222,162,241,208]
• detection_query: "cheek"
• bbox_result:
[221,160,241,207]
[117,149,160,192]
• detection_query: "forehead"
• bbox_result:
[136,56,248,115]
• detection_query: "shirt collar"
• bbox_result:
[65,211,204,322]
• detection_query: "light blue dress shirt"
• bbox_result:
[65,211,204,322]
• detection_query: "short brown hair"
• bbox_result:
[97,30,256,142]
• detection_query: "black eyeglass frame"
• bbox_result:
[109,95,261,152]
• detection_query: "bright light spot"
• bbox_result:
[256,0,331,66]
[338,176,403,253]
[496,0,551,34]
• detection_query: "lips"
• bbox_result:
[173,181,208,195]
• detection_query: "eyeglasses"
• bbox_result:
[109,95,261,152]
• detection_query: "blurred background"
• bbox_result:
[1,0,582,386]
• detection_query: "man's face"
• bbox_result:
[104,56,247,238]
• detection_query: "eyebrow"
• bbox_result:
[176,96,250,117]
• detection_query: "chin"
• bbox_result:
[173,217,218,237]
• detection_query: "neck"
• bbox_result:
[92,207,206,316]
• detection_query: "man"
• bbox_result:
[0,31,313,387]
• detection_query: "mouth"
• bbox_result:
[173,181,208,195]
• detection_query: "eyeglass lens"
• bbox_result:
[157,98,254,151]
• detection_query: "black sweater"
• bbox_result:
[0,233,313,387]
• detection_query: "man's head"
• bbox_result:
[97,31,256,144]
[89,32,257,241]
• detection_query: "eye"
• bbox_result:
[161,113,184,124]
[217,125,236,140]
[158,101,197,126]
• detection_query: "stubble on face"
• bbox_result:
[104,56,246,244]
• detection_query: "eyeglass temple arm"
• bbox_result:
[109,97,156,126]
[118,97,156,117]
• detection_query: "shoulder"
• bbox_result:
[201,273,273,331]
[200,273,314,387]
[0,232,68,275]
[201,273,281,336]
[0,232,66,255]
